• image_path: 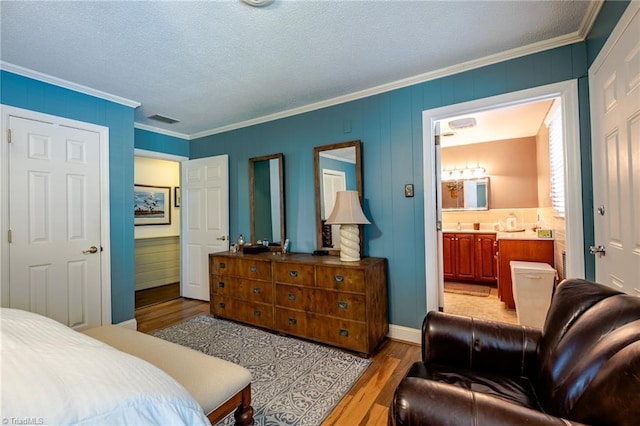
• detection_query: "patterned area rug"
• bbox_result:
[444,282,492,297]
[152,315,371,425]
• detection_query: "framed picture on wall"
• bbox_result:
[134,184,171,226]
[174,186,181,207]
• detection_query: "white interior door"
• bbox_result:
[181,155,229,300]
[322,169,346,248]
[589,3,640,295]
[7,115,102,329]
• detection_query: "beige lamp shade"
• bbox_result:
[325,191,369,262]
[325,191,370,225]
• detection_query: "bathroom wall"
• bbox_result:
[442,137,539,210]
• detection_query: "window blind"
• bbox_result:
[548,108,565,217]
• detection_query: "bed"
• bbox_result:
[0,308,250,425]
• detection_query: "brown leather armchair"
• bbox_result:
[390,279,640,426]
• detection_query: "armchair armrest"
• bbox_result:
[390,378,585,426]
[422,311,541,377]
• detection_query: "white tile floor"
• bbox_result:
[443,287,518,324]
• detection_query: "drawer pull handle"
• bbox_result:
[288,318,297,325]
[339,329,349,337]
[219,302,226,308]
[288,293,296,301]
[338,301,348,309]
[254,310,261,317]
[219,262,226,269]
[335,275,344,283]
[253,287,261,294]
[250,265,258,273]
[218,282,225,288]
[289,270,298,278]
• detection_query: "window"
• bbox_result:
[548,105,565,217]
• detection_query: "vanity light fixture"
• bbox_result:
[442,166,486,181]
[325,191,370,262]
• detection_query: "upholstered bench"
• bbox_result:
[83,325,253,425]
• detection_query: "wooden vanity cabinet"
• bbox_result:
[443,232,496,283]
[496,239,554,309]
[209,252,388,356]
[442,232,476,281]
[475,233,497,283]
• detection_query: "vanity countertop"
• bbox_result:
[442,229,497,234]
[496,230,554,241]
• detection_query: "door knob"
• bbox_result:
[589,245,606,256]
[83,246,98,254]
[216,235,228,241]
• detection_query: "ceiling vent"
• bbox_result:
[448,117,476,130]
[147,114,180,124]
[240,0,274,7]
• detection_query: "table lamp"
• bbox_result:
[325,190,370,262]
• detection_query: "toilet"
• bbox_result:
[510,261,557,328]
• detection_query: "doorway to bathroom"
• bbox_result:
[422,80,585,324]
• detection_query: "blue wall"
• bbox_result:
[189,43,592,328]
[186,1,630,329]
[1,70,136,324]
[134,127,189,158]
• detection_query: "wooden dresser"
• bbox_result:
[209,251,388,356]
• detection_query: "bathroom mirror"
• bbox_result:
[249,153,285,248]
[314,140,362,255]
[442,177,489,211]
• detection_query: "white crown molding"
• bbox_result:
[578,1,605,39]
[134,122,190,140]
[194,31,587,138]
[2,24,590,140]
[0,61,141,108]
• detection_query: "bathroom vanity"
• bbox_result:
[495,232,554,309]
[442,231,497,283]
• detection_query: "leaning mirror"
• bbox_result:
[249,153,285,248]
[442,177,489,211]
[314,140,362,255]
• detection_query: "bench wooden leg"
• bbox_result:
[233,385,254,426]
[207,384,254,425]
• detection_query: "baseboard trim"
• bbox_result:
[388,324,421,344]
[116,318,138,330]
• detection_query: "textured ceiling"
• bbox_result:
[0,1,597,138]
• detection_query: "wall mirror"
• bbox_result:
[249,153,285,248]
[314,140,362,255]
[442,177,489,211]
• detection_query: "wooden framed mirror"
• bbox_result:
[314,140,362,255]
[249,153,285,248]
[442,177,490,211]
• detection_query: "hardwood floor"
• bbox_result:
[135,298,421,425]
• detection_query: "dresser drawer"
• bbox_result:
[212,295,274,328]
[276,284,365,321]
[211,256,271,281]
[276,308,367,353]
[316,266,365,293]
[211,275,273,304]
[273,262,314,285]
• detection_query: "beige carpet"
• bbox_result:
[444,282,492,297]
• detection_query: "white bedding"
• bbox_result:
[0,308,210,425]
